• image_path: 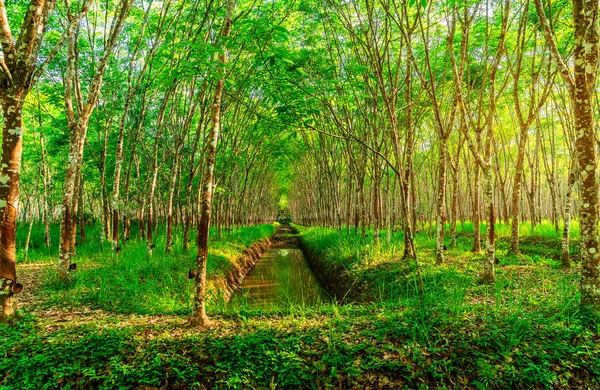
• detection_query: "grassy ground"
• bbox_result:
[1,220,599,389]
[293,220,581,301]
[15,222,276,315]
[290,221,598,388]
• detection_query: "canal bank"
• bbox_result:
[292,224,368,303]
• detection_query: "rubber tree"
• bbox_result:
[111,0,179,253]
[452,0,510,282]
[0,0,67,320]
[59,0,133,279]
[508,4,554,255]
[145,86,174,256]
[404,1,458,265]
[190,0,235,327]
[535,0,600,309]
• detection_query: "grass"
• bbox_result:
[291,221,580,303]
[449,219,579,240]
[1,219,599,389]
[17,222,276,315]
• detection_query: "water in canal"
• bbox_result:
[230,248,330,309]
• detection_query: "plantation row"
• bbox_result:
[2,0,600,322]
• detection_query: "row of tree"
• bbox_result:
[283,0,600,307]
[1,0,600,324]
[0,0,293,323]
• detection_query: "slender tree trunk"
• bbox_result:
[69,168,83,257]
[101,166,111,243]
[190,0,234,327]
[183,212,191,250]
[146,90,172,255]
[402,66,416,259]
[146,187,156,255]
[450,163,459,248]
[435,138,448,264]
[561,169,576,267]
[139,199,146,240]
[481,166,496,282]
[373,159,380,244]
[24,217,34,262]
[354,171,361,234]
[39,132,52,247]
[509,123,529,254]
[78,177,85,241]
[165,155,180,254]
[59,0,132,278]
[111,141,125,255]
[472,146,482,252]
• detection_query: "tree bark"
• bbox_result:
[435,138,448,264]
[0,94,23,320]
[572,0,600,309]
[561,168,576,267]
[509,124,529,254]
[472,141,482,252]
[165,155,180,254]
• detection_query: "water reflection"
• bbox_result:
[231,248,330,309]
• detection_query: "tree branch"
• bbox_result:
[533,0,575,88]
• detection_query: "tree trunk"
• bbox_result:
[59,0,132,278]
[472,146,482,252]
[481,166,496,282]
[190,0,234,327]
[435,138,448,264]
[24,217,34,262]
[78,176,86,241]
[146,89,172,255]
[59,122,86,279]
[561,169,576,267]
[450,163,460,248]
[0,0,61,320]
[509,123,529,255]
[165,155,180,254]
[0,95,24,320]
[138,199,146,240]
[402,65,416,259]
[39,132,52,247]
[372,159,381,244]
[573,0,600,309]
[101,166,111,243]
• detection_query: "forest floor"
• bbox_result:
[1,221,600,389]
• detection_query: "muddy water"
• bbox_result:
[230,248,330,309]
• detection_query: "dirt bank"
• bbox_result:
[290,225,365,303]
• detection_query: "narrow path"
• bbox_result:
[15,262,51,311]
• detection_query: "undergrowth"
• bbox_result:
[20,222,276,314]
[1,220,599,389]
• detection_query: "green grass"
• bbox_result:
[291,221,580,302]
[451,219,579,240]
[2,299,599,389]
[1,220,599,389]
[19,222,276,315]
